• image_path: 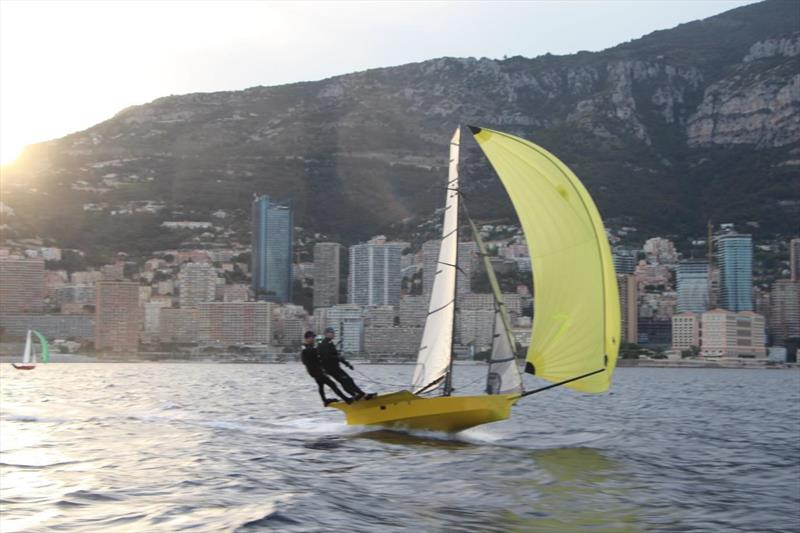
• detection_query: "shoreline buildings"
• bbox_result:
[671,309,766,358]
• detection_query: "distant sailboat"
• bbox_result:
[329,126,620,432]
[12,330,50,370]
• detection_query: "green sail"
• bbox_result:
[32,330,50,363]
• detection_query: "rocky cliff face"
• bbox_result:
[687,35,800,147]
[2,0,798,255]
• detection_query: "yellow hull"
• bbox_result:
[327,390,520,433]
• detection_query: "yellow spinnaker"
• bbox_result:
[470,127,620,393]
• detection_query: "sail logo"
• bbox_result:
[551,313,572,342]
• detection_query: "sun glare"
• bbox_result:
[1,139,25,166]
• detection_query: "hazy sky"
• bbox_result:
[0,0,758,165]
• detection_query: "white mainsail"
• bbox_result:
[22,330,33,365]
[411,127,461,394]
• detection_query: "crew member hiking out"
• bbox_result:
[318,327,374,401]
[301,331,351,406]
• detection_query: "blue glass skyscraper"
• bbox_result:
[251,195,293,303]
[677,259,709,313]
[716,232,753,312]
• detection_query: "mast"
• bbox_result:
[443,127,461,396]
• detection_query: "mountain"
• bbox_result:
[2,0,798,259]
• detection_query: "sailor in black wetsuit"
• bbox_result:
[318,327,373,401]
[301,331,351,406]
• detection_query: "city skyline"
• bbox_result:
[1,220,796,361]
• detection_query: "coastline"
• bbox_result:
[616,358,798,370]
[1,355,797,370]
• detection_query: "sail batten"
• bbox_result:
[411,127,461,394]
[470,127,620,393]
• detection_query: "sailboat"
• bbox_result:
[328,126,620,432]
[12,330,50,370]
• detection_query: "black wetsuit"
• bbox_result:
[318,338,365,398]
[301,344,349,403]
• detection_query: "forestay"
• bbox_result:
[411,128,461,394]
[467,218,523,395]
[470,127,620,393]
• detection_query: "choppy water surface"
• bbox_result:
[1,364,798,532]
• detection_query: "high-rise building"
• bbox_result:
[790,238,800,281]
[613,248,637,275]
[671,312,700,352]
[197,302,274,345]
[0,257,45,313]
[251,195,293,303]
[348,237,407,307]
[95,281,140,353]
[716,232,753,312]
[178,262,218,308]
[158,308,198,344]
[770,280,800,345]
[313,242,341,308]
[701,309,765,358]
[617,274,638,343]
[677,260,709,313]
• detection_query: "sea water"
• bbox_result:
[1,364,798,532]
